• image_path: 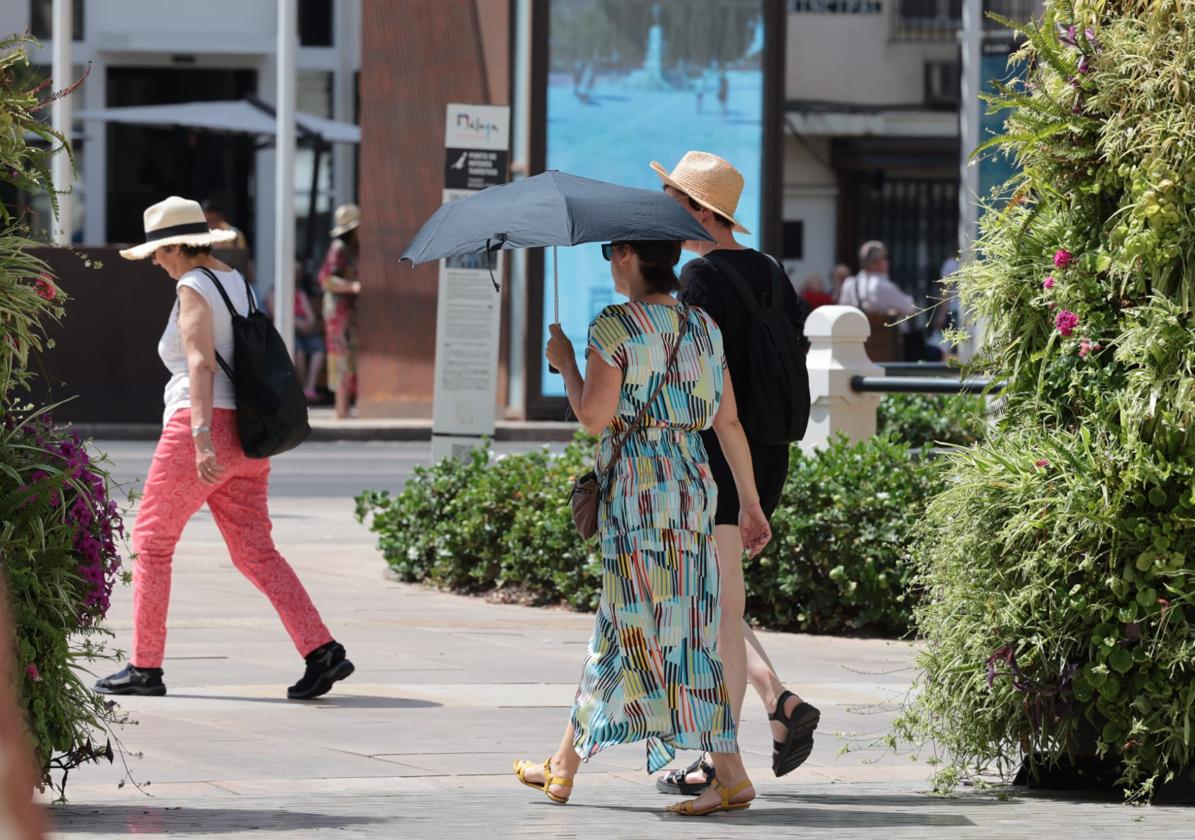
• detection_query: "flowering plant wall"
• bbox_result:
[1,35,126,793]
[896,0,1195,800]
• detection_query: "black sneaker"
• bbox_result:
[287,641,354,700]
[94,664,166,696]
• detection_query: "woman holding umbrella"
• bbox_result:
[514,239,771,817]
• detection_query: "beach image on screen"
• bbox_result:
[541,0,765,397]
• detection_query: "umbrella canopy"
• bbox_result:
[401,170,713,265]
[75,99,360,145]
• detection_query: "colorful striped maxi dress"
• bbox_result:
[570,300,737,773]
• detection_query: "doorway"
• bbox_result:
[105,67,257,248]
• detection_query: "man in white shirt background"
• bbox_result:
[837,240,916,319]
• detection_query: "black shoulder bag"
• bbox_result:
[198,268,311,458]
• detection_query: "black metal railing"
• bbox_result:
[852,374,1004,395]
[890,0,1042,43]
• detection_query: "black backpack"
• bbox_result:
[704,253,810,446]
[198,268,311,458]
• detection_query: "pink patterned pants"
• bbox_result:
[131,409,333,668]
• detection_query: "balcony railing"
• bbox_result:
[890,0,1041,42]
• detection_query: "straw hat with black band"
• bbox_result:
[650,150,750,235]
[119,196,239,260]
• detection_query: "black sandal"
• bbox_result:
[770,691,820,777]
[655,754,715,795]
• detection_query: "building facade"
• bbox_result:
[780,0,1039,303]
[1,0,361,293]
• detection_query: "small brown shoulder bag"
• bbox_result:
[569,306,690,540]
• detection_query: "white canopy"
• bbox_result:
[75,99,360,145]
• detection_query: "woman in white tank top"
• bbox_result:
[93,197,353,702]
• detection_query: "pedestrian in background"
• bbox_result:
[796,272,834,309]
[837,241,915,319]
[94,196,354,701]
[653,151,821,797]
[830,263,851,303]
[319,204,362,420]
[516,238,771,817]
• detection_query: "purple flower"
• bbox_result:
[1077,55,1092,75]
[1059,24,1078,46]
[1043,276,1056,290]
[1056,310,1080,337]
[1054,249,1074,269]
[25,664,40,682]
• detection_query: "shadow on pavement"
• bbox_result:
[567,802,975,828]
[49,804,386,834]
[765,790,1019,808]
[166,693,440,709]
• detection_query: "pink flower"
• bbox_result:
[25,664,40,682]
[34,274,56,301]
[1079,338,1102,358]
[1056,310,1079,337]
[1043,276,1056,290]
[1035,459,1050,469]
[1053,249,1074,269]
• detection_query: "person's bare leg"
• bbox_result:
[334,384,350,419]
[517,721,582,802]
[673,750,754,812]
[715,524,749,725]
[306,351,326,394]
[294,350,308,393]
[674,524,747,787]
[745,624,804,744]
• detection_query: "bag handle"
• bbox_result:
[598,304,690,483]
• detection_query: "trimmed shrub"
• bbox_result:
[878,393,986,448]
[357,432,941,636]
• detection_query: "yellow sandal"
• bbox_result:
[666,777,753,816]
[513,758,573,805]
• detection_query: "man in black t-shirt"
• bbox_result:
[650,151,820,795]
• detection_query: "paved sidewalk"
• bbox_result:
[45,442,1193,838]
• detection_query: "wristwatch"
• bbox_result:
[191,425,211,438]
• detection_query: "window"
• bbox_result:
[891,0,1041,42]
[30,0,85,41]
[299,0,334,47]
[783,221,805,260]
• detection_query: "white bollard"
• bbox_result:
[801,306,884,455]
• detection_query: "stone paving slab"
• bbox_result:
[41,442,1189,837]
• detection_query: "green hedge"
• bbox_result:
[358,423,949,636]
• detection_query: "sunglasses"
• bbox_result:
[601,242,619,261]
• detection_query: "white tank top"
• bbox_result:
[157,267,254,426]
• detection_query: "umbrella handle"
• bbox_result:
[549,246,560,374]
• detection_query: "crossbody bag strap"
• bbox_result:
[195,266,237,382]
[600,305,690,482]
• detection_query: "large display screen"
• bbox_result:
[540,0,767,397]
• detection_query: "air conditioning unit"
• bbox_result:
[924,60,962,108]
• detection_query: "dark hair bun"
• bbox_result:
[626,240,682,295]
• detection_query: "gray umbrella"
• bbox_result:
[400,170,713,265]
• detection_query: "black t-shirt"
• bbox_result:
[677,248,809,413]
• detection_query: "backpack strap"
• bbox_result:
[704,251,786,315]
[194,266,238,382]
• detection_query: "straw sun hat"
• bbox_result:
[330,203,361,238]
[650,151,750,234]
[119,196,239,260]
